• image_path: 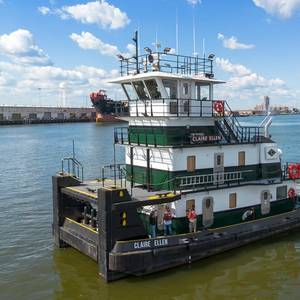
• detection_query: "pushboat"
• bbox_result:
[52,32,300,282]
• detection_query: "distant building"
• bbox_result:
[234,96,299,116]
[0,106,96,123]
[264,96,270,112]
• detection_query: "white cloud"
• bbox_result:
[70,31,135,58]
[70,32,119,56]
[218,33,255,50]
[0,60,121,106]
[39,1,130,30]
[186,0,201,5]
[38,6,50,15]
[125,43,136,56]
[252,0,300,18]
[0,29,52,66]
[215,57,293,107]
[216,58,252,76]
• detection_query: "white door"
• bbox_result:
[214,153,224,185]
[180,81,191,114]
[202,197,214,227]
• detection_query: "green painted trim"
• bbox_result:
[140,198,295,235]
[127,125,274,146]
[126,163,282,190]
[128,125,219,146]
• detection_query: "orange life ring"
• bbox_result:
[287,164,300,180]
[214,100,224,114]
[288,188,296,199]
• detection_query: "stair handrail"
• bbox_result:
[259,112,272,127]
[223,101,244,139]
[223,101,266,141]
[61,157,84,181]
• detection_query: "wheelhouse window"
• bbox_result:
[216,154,223,167]
[195,83,210,101]
[162,79,177,98]
[122,82,137,100]
[183,83,189,96]
[132,81,149,100]
[144,79,161,99]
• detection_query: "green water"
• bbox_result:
[1,115,300,300]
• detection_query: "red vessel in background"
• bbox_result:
[90,90,128,123]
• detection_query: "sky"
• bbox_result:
[0,0,300,109]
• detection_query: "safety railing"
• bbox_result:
[101,163,127,188]
[127,98,219,118]
[114,126,225,147]
[215,101,265,143]
[119,52,213,77]
[61,157,84,181]
[113,98,267,145]
[178,170,252,189]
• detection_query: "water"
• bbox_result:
[1,115,300,300]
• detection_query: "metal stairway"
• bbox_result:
[215,118,239,143]
[216,102,264,143]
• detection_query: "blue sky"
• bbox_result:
[0,0,299,108]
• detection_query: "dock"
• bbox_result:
[0,105,96,125]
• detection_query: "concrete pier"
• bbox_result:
[0,105,96,125]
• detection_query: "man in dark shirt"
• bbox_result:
[163,206,173,235]
[149,210,157,238]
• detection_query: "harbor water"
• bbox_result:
[1,115,300,300]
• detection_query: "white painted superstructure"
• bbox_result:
[112,49,296,230]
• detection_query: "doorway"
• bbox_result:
[214,153,224,184]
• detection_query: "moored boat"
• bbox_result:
[90,89,128,123]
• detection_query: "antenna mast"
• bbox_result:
[193,13,197,57]
[132,30,139,74]
[152,27,161,52]
[176,7,179,54]
[137,24,141,54]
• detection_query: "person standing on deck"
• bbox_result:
[187,205,197,233]
[163,206,173,236]
[149,210,157,238]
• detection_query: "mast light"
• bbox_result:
[208,53,215,60]
[144,47,152,54]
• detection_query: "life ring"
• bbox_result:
[214,100,224,114]
[287,164,300,180]
[288,188,296,199]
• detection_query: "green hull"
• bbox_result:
[140,198,295,235]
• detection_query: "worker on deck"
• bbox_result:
[187,205,197,233]
[163,206,173,236]
[149,210,157,238]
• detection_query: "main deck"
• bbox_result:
[52,172,300,281]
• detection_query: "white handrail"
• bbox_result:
[179,170,252,187]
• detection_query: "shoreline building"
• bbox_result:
[0,105,96,124]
